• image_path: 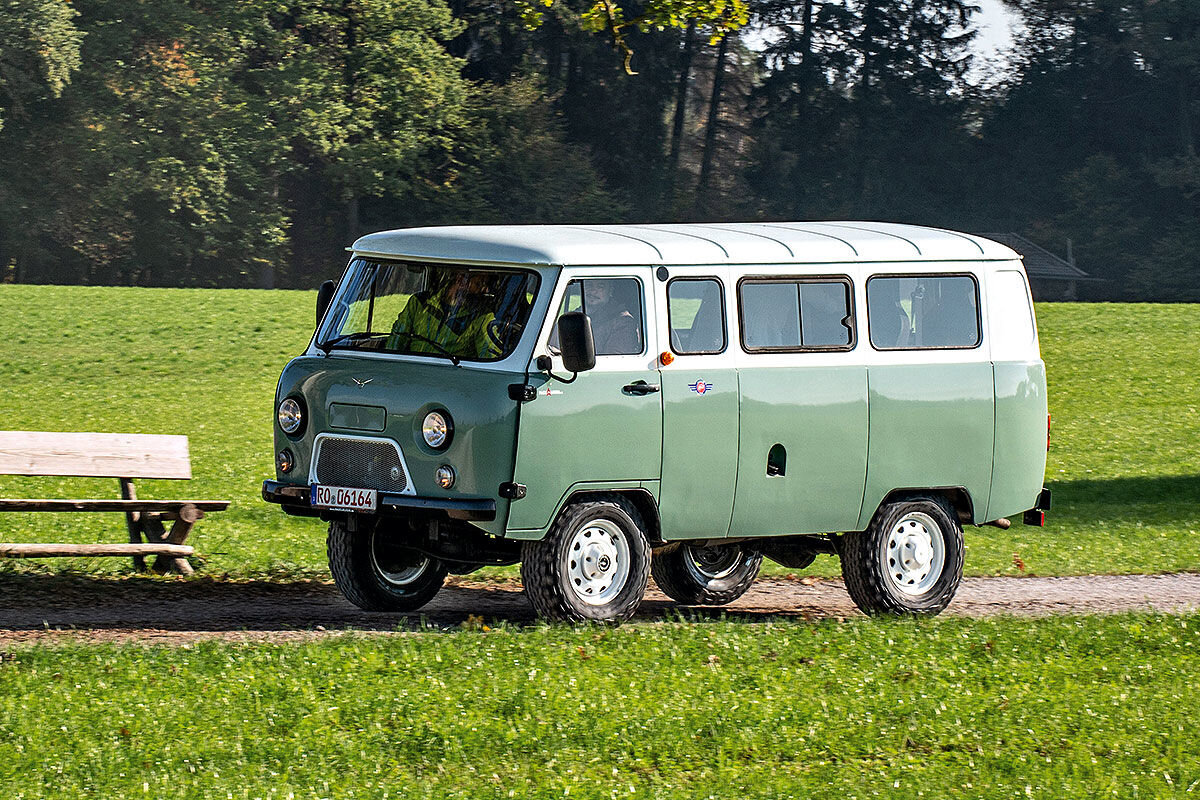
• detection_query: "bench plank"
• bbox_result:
[0,499,229,513]
[0,543,194,558]
[0,431,192,479]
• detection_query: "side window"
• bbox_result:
[550,278,645,356]
[739,278,853,351]
[668,278,726,354]
[867,274,980,349]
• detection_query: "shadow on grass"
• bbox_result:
[0,572,846,634]
[1047,474,1200,522]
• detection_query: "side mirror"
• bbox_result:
[316,280,336,328]
[557,312,596,374]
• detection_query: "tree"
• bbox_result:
[0,0,81,132]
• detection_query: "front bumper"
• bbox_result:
[262,480,497,522]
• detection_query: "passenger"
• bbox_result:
[584,279,642,355]
[387,270,499,359]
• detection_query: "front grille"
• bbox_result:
[313,436,410,494]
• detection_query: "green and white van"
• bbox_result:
[263,222,1050,621]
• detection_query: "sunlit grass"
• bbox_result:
[2,614,1198,797]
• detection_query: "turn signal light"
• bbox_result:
[660,351,675,366]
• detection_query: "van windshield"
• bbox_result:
[316,259,540,362]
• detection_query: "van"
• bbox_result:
[263,222,1050,621]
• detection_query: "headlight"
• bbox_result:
[278,397,304,435]
[435,465,456,489]
[422,411,452,449]
[276,449,294,474]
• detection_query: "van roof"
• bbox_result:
[351,222,1020,267]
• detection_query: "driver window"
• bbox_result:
[550,278,645,356]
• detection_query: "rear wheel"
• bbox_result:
[520,496,651,623]
[840,497,964,615]
[652,544,762,605]
[327,519,447,611]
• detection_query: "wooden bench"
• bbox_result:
[0,431,229,575]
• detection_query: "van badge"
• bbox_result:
[352,378,373,387]
[543,387,563,397]
[689,379,713,395]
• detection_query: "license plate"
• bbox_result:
[311,484,377,512]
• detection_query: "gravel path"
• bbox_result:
[2,572,1199,644]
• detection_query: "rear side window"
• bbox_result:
[739,278,854,351]
[668,278,726,354]
[867,274,980,350]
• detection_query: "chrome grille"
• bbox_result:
[313,436,410,493]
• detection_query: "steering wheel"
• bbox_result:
[486,319,522,351]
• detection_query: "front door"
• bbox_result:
[507,268,663,535]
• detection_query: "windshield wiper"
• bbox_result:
[391,331,461,366]
[315,331,384,355]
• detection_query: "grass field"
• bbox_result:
[0,286,1198,579]
[2,614,1198,797]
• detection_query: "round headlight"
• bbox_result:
[422,411,452,449]
[276,449,294,474]
[435,465,456,489]
[278,397,304,435]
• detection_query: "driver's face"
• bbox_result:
[446,272,485,304]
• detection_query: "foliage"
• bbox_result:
[0,0,81,131]
[2,614,1200,796]
[517,0,750,73]
[0,288,1198,581]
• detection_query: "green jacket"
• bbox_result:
[387,292,499,359]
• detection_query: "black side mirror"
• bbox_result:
[316,280,335,328]
[557,312,596,374]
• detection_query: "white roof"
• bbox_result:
[351,222,1019,267]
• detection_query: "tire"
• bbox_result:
[520,495,652,623]
[327,519,447,612]
[652,544,762,605]
[840,496,964,615]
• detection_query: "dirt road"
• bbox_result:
[2,572,1198,644]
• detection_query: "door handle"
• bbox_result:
[622,382,660,395]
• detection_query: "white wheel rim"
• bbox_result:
[567,518,631,606]
[683,545,741,583]
[884,512,945,596]
[370,531,431,586]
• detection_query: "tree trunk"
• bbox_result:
[346,194,360,245]
[798,0,815,103]
[1180,72,1195,158]
[696,33,730,200]
[668,19,698,179]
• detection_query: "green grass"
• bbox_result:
[2,614,1199,797]
[0,286,1197,579]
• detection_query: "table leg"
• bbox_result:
[119,478,146,572]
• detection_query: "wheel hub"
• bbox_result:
[884,512,946,596]
[567,519,631,605]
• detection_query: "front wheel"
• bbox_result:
[840,497,964,615]
[327,519,447,611]
[652,544,762,605]
[520,496,651,623]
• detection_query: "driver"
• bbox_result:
[387,269,500,359]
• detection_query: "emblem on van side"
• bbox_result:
[688,380,713,395]
[351,378,373,387]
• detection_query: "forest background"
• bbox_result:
[0,0,1196,300]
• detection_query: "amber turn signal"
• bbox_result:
[660,351,675,366]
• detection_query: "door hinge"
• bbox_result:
[499,482,527,500]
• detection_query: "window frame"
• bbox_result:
[666,276,728,356]
[865,272,983,352]
[736,274,857,354]
[552,275,648,358]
